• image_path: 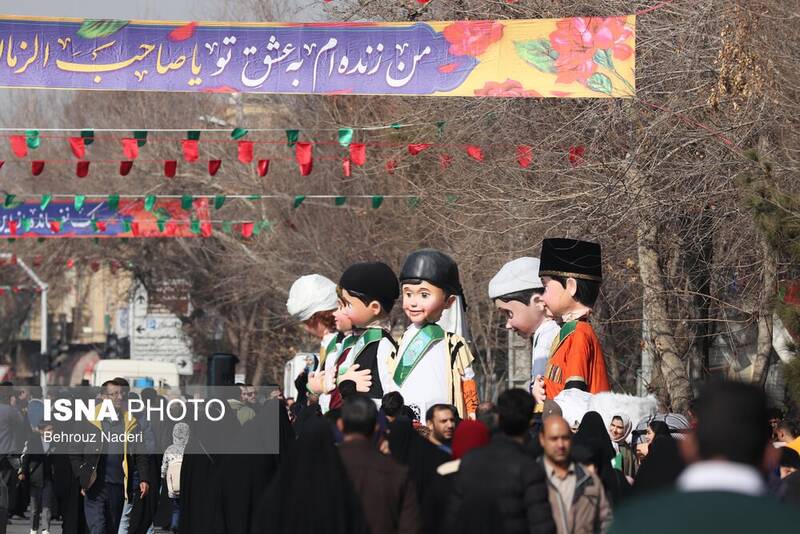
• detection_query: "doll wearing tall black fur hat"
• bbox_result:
[389,249,479,421]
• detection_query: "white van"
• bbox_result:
[92,359,180,391]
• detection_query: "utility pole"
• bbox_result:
[0,253,48,394]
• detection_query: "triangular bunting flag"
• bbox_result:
[76,160,90,178]
[231,127,248,140]
[208,160,222,176]
[213,195,225,210]
[50,220,61,233]
[349,143,366,166]
[69,137,86,159]
[293,195,305,208]
[371,195,384,209]
[120,160,134,176]
[257,159,270,176]
[286,129,299,147]
[241,222,254,238]
[40,194,52,210]
[342,158,351,177]
[133,130,148,147]
[186,130,201,141]
[122,138,139,160]
[74,195,86,211]
[144,195,156,211]
[466,145,484,161]
[26,130,40,149]
[181,139,199,162]
[334,196,347,206]
[516,145,533,168]
[386,159,397,174]
[181,195,193,211]
[569,145,585,167]
[408,143,431,156]
[31,160,45,176]
[164,160,177,178]
[338,128,353,148]
[238,141,254,164]
[108,194,120,212]
[9,136,27,158]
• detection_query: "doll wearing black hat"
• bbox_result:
[335,261,400,403]
[389,249,479,421]
[531,238,610,402]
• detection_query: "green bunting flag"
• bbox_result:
[121,220,132,232]
[407,196,420,209]
[81,129,95,146]
[371,195,384,209]
[337,128,353,148]
[144,195,156,211]
[214,195,226,210]
[156,218,167,232]
[181,194,193,211]
[286,129,299,147]
[257,220,272,234]
[40,194,52,210]
[108,194,120,212]
[74,195,86,211]
[391,122,402,130]
[186,130,201,141]
[293,195,305,209]
[446,194,458,204]
[3,194,15,208]
[231,127,248,140]
[133,130,148,147]
[190,218,201,234]
[222,221,233,234]
[247,194,262,201]
[334,196,347,206]
[26,130,40,149]
[436,120,446,137]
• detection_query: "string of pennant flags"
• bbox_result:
[0,127,587,177]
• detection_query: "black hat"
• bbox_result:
[399,249,462,295]
[539,238,602,282]
[339,261,399,313]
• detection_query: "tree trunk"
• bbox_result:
[637,223,693,413]
[751,231,777,386]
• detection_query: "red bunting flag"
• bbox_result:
[8,220,18,235]
[90,260,101,273]
[181,139,199,162]
[516,145,533,168]
[299,162,313,176]
[569,145,585,167]
[66,258,75,269]
[50,220,61,233]
[69,137,86,159]
[386,159,397,174]
[120,161,134,176]
[95,221,107,232]
[33,256,42,267]
[342,158,351,177]
[0,161,4,171]
[240,222,254,238]
[208,160,222,176]
[9,136,27,158]
[408,143,431,156]
[131,222,141,236]
[295,142,313,165]
[238,141,254,164]
[439,154,453,169]
[349,143,366,166]
[200,221,212,237]
[466,145,484,161]
[31,160,45,176]
[121,138,139,160]
[257,159,270,176]
[76,160,90,178]
[109,259,120,274]
[164,160,177,178]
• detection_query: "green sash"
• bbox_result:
[349,328,385,363]
[324,334,340,361]
[393,324,445,386]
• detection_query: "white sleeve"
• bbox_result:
[376,338,398,394]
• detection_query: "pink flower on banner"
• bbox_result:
[549,17,633,84]
[443,21,504,57]
[474,79,542,98]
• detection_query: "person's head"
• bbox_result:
[476,401,499,433]
[540,416,572,467]
[452,420,490,460]
[287,274,339,339]
[646,420,670,444]
[102,378,127,412]
[609,415,631,443]
[538,238,603,315]
[497,389,535,437]
[779,447,800,479]
[239,383,257,405]
[381,391,405,422]
[338,394,378,439]
[777,420,799,443]
[399,249,462,326]
[694,381,770,468]
[426,404,457,444]
[338,262,399,328]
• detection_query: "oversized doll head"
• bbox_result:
[337,261,399,328]
[399,249,462,327]
[488,256,549,339]
[286,274,338,340]
[538,238,603,317]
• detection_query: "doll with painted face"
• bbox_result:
[531,238,610,402]
[392,249,479,421]
[335,261,400,404]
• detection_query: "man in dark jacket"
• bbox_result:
[337,394,422,534]
[449,388,556,534]
[68,379,150,534]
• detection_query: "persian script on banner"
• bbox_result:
[0,15,635,98]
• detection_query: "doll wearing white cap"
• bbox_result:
[488,257,559,389]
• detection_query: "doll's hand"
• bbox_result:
[323,367,337,393]
[306,371,326,394]
[532,375,546,404]
[339,364,372,392]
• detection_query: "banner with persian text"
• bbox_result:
[0,15,635,98]
[0,198,211,238]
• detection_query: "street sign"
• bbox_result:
[129,282,194,375]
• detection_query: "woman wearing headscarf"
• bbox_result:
[387,417,449,508]
[254,417,369,534]
[423,420,491,534]
[632,430,686,496]
[572,411,631,507]
[608,413,636,479]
